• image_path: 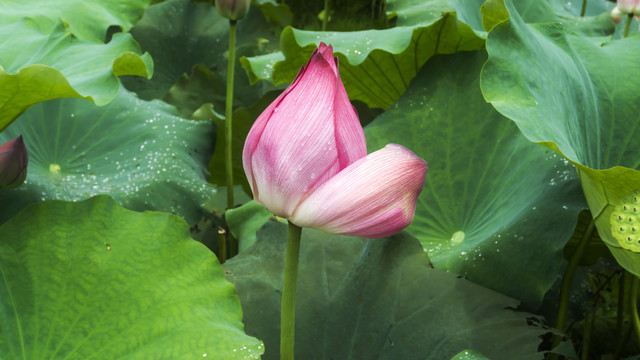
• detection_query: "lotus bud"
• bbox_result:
[611,0,640,23]
[215,0,251,21]
[0,135,28,189]
[243,43,427,238]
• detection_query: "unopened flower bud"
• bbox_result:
[611,0,640,23]
[0,135,28,188]
[215,0,251,21]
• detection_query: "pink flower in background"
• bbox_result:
[0,135,28,189]
[611,0,640,23]
[242,43,427,238]
[215,0,251,20]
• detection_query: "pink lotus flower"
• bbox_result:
[611,0,640,23]
[0,135,28,189]
[242,43,427,238]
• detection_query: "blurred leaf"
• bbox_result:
[563,210,612,266]
[253,0,293,32]
[164,64,226,119]
[0,19,153,132]
[226,200,275,252]
[276,0,389,31]
[0,0,151,41]
[0,87,216,225]
[0,196,263,359]
[121,0,279,114]
[479,0,614,35]
[365,50,587,307]
[224,221,574,359]
[481,0,640,276]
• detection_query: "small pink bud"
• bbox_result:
[0,135,28,189]
[611,0,640,23]
[243,43,427,238]
[617,0,640,13]
[215,0,251,20]
[611,7,624,23]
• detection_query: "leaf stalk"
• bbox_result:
[225,19,237,209]
[281,221,302,360]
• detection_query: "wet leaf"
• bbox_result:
[0,196,263,359]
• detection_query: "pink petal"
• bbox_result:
[243,43,366,217]
[242,66,305,201]
[617,0,639,12]
[333,57,367,169]
[290,144,427,238]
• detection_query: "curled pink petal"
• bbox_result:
[290,144,427,238]
[243,43,366,217]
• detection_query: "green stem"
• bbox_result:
[322,0,329,31]
[624,14,633,38]
[556,220,595,331]
[631,275,640,344]
[217,227,227,264]
[580,0,587,17]
[225,19,237,209]
[281,222,302,360]
[617,271,626,339]
[613,322,633,360]
[581,311,595,360]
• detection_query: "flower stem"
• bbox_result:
[581,311,595,360]
[580,0,587,17]
[555,220,595,332]
[617,271,626,339]
[225,19,237,209]
[624,14,633,38]
[630,274,640,345]
[281,221,302,360]
[217,226,227,264]
[322,0,329,31]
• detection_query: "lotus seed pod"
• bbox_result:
[610,189,640,252]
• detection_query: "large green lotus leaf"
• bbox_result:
[121,0,278,114]
[242,0,486,109]
[480,0,614,34]
[224,221,575,359]
[1,0,151,41]
[0,88,216,226]
[364,50,586,307]
[0,195,263,359]
[480,0,640,275]
[240,0,613,110]
[0,18,153,132]
[389,0,610,35]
